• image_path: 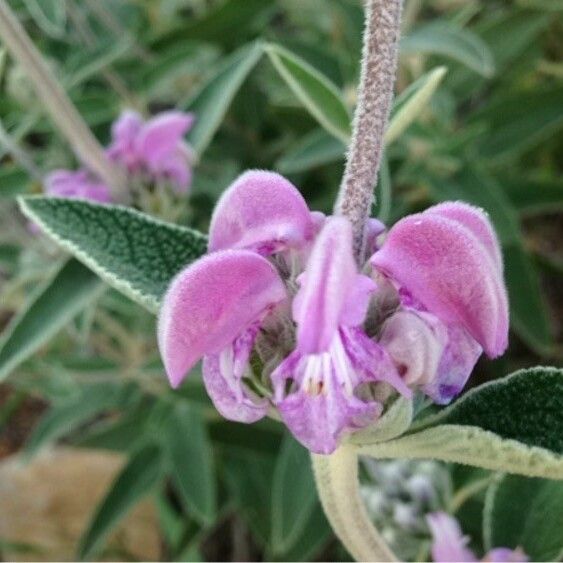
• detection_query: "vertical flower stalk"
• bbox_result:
[316,1,404,560]
[0,0,126,199]
[335,0,403,259]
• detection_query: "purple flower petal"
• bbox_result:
[379,310,447,386]
[106,110,144,170]
[208,170,314,255]
[158,250,286,388]
[483,548,528,562]
[423,323,482,404]
[202,323,268,423]
[136,111,194,168]
[371,206,508,358]
[427,512,477,562]
[45,169,112,203]
[293,216,363,354]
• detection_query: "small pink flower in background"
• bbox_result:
[427,512,527,562]
[158,170,509,454]
[44,169,112,203]
[107,109,195,193]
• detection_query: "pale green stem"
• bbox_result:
[312,445,398,562]
[334,0,403,259]
[0,0,126,199]
[0,119,42,181]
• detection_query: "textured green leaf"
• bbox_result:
[359,368,563,479]
[0,259,103,381]
[401,24,495,77]
[18,197,207,313]
[414,367,563,453]
[185,42,263,155]
[78,443,164,560]
[271,436,317,554]
[265,43,351,142]
[164,402,217,525]
[276,129,345,173]
[385,66,447,144]
[484,475,563,560]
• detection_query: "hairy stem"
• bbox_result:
[0,0,126,199]
[312,446,398,562]
[335,0,403,258]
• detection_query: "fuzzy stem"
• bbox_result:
[312,446,398,562]
[0,0,126,199]
[335,0,403,258]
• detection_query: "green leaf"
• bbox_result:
[276,129,345,174]
[164,402,217,525]
[484,475,563,560]
[0,259,103,382]
[360,368,563,479]
[185,42,263,156]
[18,198,207,313]
[265,43,351,142]
[473,87,563,161]
[25,382,139,458]
[78,442,164,560]
[271,436,317,554]
[401,23,495,77]
[504,177,563,215]
[385,66,447,144]
[22,0,66,38]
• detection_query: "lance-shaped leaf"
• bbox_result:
[484,474,563,561]
[0,258,104,382]
[357,367,563,479]
[19,197,207,313]
[265,43,351,143]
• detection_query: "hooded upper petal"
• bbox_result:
[427,512,477,562]
[158,250,286,388]
[208,170,314,254]
[136,111,194,168]
[371,206,508,358]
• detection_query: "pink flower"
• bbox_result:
[44,169,112,203]
[158,170,509,453]
[427,512,527,562]
[107,109,194,193]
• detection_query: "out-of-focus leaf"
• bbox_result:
[164,402,216,525]
[385,66,447,144]
[208,419,283,457]
[78,443,164,560]
[271,436,317,554]
[401,23,495,77]
[0,259,103,381]
[504,177,563,214]
[361,368,563,479]
[516,0,563,10]
[19,198,207,313]
[473,88,563,161]
[151,0,271,49]
[22,0,66,38]
[485,475,563,560]
[25,382,139,458]
[185,42,263,155]
[0,166,30,197]
[265,43,351,142]
[276,129,345,174]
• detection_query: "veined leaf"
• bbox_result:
[18,197,207,313]
[265,43,351,142]
[385,66,447,144]
[164,402,217,525]
[401,23,495,77]
[360,368,563,479]
[78,443,164,560]
[271,436,317,554]
[185,42,263,156]
[0,258,103,382]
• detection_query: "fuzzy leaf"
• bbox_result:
[19,197,207,313]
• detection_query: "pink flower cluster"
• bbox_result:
[158,171,509,454]
[45,110,194,202]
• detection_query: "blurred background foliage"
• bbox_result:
[0,0,561,560]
